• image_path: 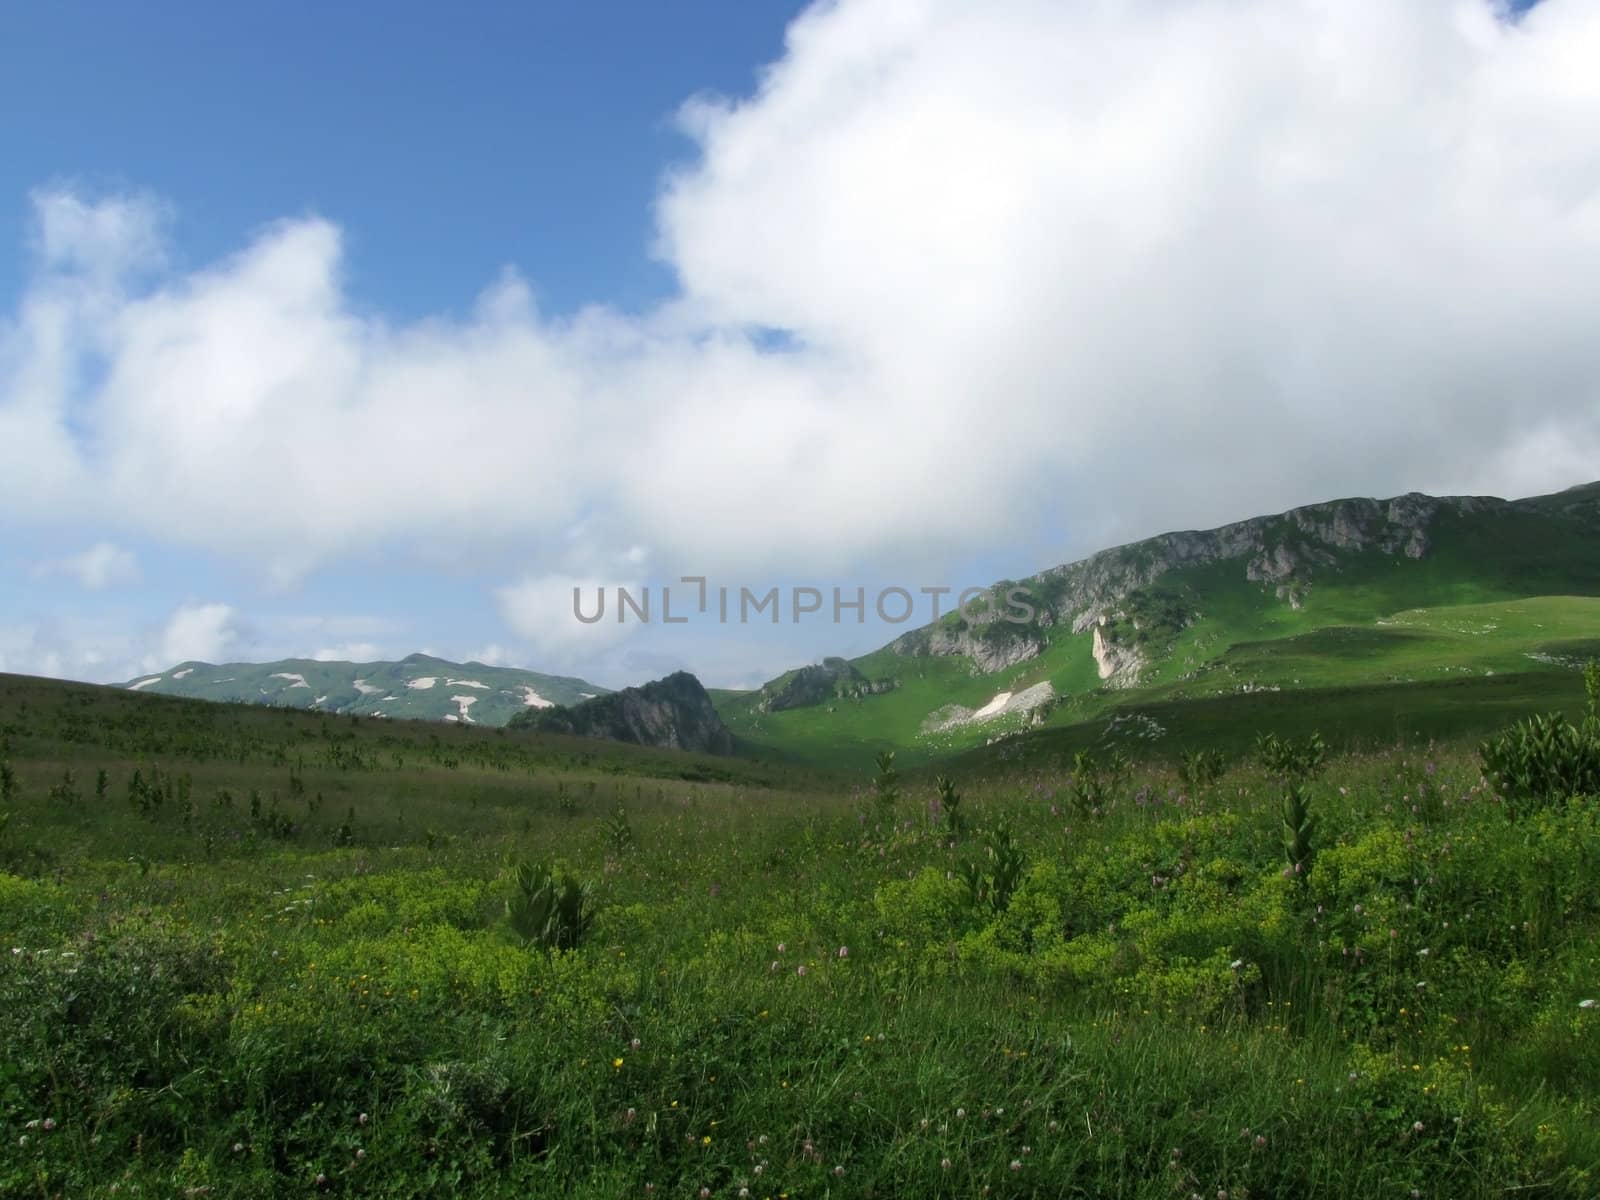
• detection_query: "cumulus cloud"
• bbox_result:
[495,573,646,666]
[151,602,243,668]
[310,642,383,663]
[34,542,139,590]
[3,0,1599,601]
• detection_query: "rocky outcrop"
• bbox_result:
[1091,621,1144,688]
[921,681,1056,734]
[890,583,1051,672]
[759,657,897,712]
[510,671,734,755]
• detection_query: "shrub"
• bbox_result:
[1479,663,1600,817]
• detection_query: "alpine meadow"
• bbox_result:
[5,1,1600,1197]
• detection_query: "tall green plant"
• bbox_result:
[935,775,966,839]
[1257,732,1326,882]
[505,858,595,951]
[873,750,900,812]
[959,821,1025,914]
[1177,748,1227,790]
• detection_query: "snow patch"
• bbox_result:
[312,695,328,706]
[450,695,478,723]
[127,677,163,691]
[579,692,596,699]
[271,672,310,688]
[446,678,489,689]
[352,679,382,696]
[172,668,194,679]
[519,685,555,708]
[407,676,437,690]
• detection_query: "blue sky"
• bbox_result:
[2,0,1594,691]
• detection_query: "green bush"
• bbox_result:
[1479,668,1600,816]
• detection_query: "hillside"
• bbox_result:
[509,670,735,755]
[115,652,608,727]
[720,482,1600,766]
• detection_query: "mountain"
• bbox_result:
[509,671,735,755]
[115,653,608,727]
[719,482,1600,764]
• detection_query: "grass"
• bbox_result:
[2,670,1599,1196]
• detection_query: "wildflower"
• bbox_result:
[358,1112,369,1126]
[956,1107,967,1120]
[1254,1135,1266,1148]
[624,1108,637,1124]
[738,1191,749,1200]
[754,1164,764,1176]
[701,1190,712,1198]
[614,1057,625,1069]
[1010,1159,1022,1171]
[941,1158,952,1170]
[1413,1121,1425,1133]
[839,945,850,958]
[1580,999,1597,1009]
[232,1143,244,1154]
[702,1135,712,1145]
[1230,959,1243,971]
[355,1149,365,1161]
[777,942,787,953]
[315,1174,328,1187]
[797,965,807,976]
[631,1037,641,1050]
[834,1165,845,1177]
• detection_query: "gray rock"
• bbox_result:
[510,671,734,755]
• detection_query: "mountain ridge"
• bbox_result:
[718,481,1600,765]
[116,652,609,727]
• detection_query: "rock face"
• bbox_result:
[511,671,734,755]
[921,681,1057,734]
[759,657,898,713]
[1091,621,1145,688]
[890,586,1051,672]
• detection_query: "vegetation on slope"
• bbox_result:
[1,672,1597,1196]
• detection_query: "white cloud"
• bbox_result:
[466,643,512,667]
[495,574,643,665]
[2,0,1599,593]
[151,601,242,668]
[34,542,139,590]
[310,642,383,663]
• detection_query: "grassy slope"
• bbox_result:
[720,500,1600,771]
[3,673,1599,1196]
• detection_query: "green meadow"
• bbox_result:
[3,668,1599,1197]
